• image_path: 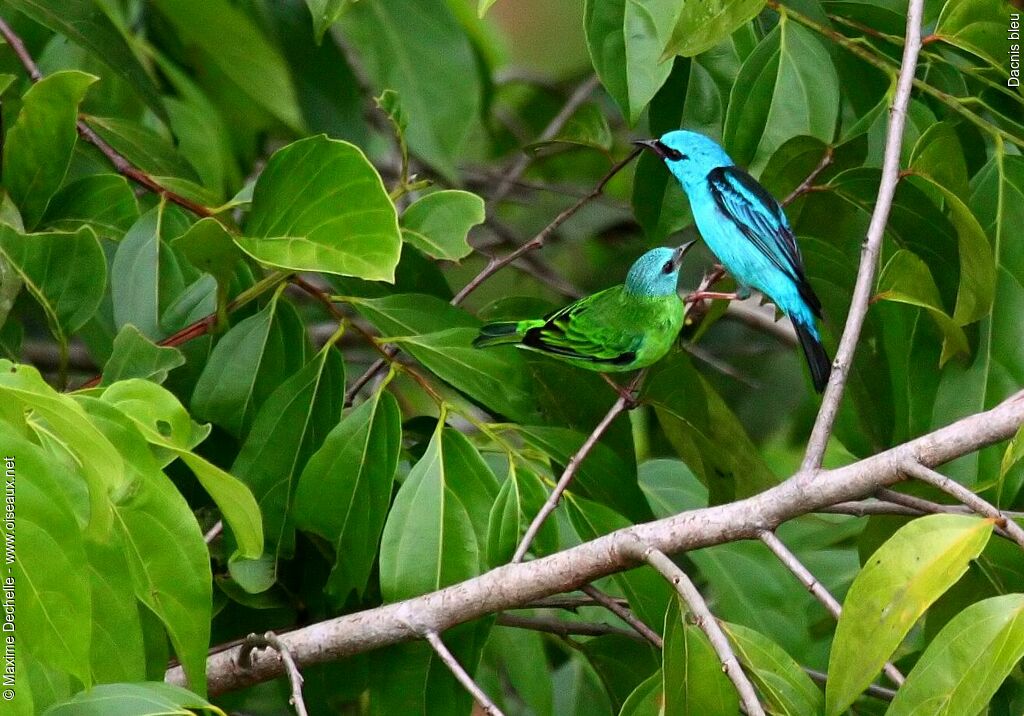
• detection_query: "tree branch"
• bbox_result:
[238,632,308,716]
[579,584,663,648]
[801,0,925,472]
[496,614,645,643]
[165,389,1024,695]
[622,539,765,716]
[424,631,505,716]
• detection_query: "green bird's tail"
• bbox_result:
[473,321,523,348]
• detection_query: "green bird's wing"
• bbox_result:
[521,287,645,366]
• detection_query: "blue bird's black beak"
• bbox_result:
[632,139,667,158]
[672,240,697,268]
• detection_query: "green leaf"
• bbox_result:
[111,205,166,341]
[619,671,662,716]
[153,0,304,131]
[389,327,537,422]
[526,102,614,154]
[2,70,95,227]
[78,397,212,694]
[346,293,477,336]
[400,190,484,261]
[42,682,225,716]
[645,354,778,504]
[41,174,140,240]
[3,0,166,121]
[82,115,201,183]
[583,0,679,124]
[293,388,402,604]
[84,538,146,683]
[664,0,765,58]
[191,292,308,438]
[0,224,106,344]
[0,361,124,536]
[478,0,499,17]
[887,594,1024,715]
[230,339,344,566]
[875,250,969,365]
[100,380,264,559]
[826,514,994,715]
[170,217,242,287]
[935,0,1008,73]
[909,122,969,200]
[379,420,496,600]
[486,465,524,567]
[341,0,481,176]
[565,494,672,634]
[721,622,824,715]
[305,0,350,41]
[0,424,91,685]
[101,324,185,386]
[723,13,839,170]
[1002,426,1024,479]
[582,635,659,711]
[236,136,401,281]
[663,597,739,715]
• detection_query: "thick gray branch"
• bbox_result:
[166,390,1024,695]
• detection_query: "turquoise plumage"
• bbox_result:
[636,131,831,392]
[474,244,695,372]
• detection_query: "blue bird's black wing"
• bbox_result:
[706,166,821,317]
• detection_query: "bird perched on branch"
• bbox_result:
[635,131,831,392]
[473,242,695,373]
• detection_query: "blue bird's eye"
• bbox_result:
[654,141,686,162]
[662,260,674,274]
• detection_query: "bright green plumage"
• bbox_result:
[473,245,692,372]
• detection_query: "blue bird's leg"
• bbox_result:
[685,290,740,303]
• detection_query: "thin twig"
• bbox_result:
[511,370,643,563]
[238,632,309,716]
[452,147,643,306]
[0,18,41,81]
[489,75,600,206]
[424,631,506,716]
[204,521,223,545]
[804,667,897,702]
[580,584,663,648]
[781,147,834,206]
[496,614,645,642]
[523,594,628,610]
[800,0,925,472]
[902,462,1024,549]
[757,529,905,687]
[622,538,765,716]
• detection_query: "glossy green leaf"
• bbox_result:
[582,635,659,710]
[664,0,765,58]
[153,0,304,131]
[400,190,484,261]
[293,388,401,604]
[565,494,671,630]
[486,464,524,567]
[932,153,1024,503]
[663,597,739,715]
[237,136,401,281]
[342,0,481,176]
[4,0,167,121]
[887,594,1024,715]
[1,425,91,685]
[346,293,477,336]
[111,206,166,340]
[83,115,201,183]
[42,682,225,716]
[191,292,308,438]
[876,250,969,364]
[527,102,614,154]
[390,327,536,422]
[379,421,498,600]
[231,339,344,564]
[0,224,106,343]
[101,324,185,386]
[583,0,679,124]
[721,622,824,715]
[171,217,242,287]
[646,354,778,504]
[826,514,994,715]
[0,361,124,535]
[84,538,146,683]
[724,13,839,170]
[619,671,662,716]
[41,174,140,240]
[305,0,350,41]
[1002,426,1024,479]
[935,0,1008,72]
[79,398,212,694]
[909,122,969,200]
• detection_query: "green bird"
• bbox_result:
[473,242,695,372]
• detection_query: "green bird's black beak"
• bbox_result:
[672,240,697,269]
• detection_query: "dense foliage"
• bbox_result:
[0,0,1022,714]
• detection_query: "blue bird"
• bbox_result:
[635,131,831,392]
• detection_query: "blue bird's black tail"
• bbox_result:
[794,322,831,393]
[473,322,522,348]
